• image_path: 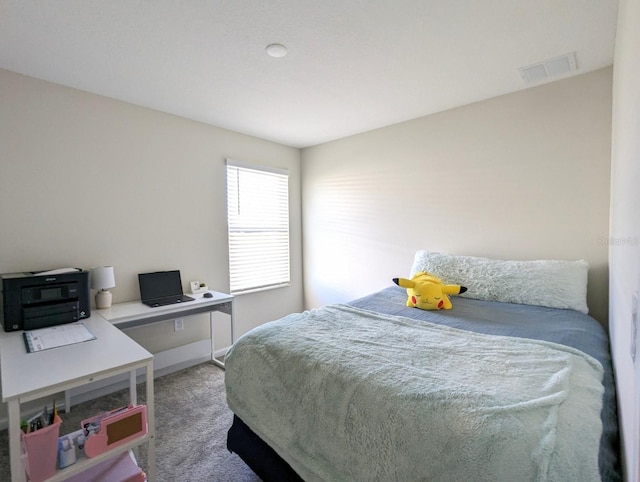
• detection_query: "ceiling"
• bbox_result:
[0,1,618,148]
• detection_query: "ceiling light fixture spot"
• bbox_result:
[266,43,287,58]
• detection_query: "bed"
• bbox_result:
[225,251,621,481]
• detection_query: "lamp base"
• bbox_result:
[96,290,113,309]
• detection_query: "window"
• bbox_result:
[226,160,290,294]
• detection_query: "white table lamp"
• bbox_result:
[91,266,116,309]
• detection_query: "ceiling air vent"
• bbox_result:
[519,52,577,85]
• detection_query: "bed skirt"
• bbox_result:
[227,415,303,482]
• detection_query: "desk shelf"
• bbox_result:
[45,434,151,482]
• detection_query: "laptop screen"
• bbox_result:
[138,270,184,301]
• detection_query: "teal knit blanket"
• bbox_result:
[225,304,604,482]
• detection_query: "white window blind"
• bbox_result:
[226,161,290,294]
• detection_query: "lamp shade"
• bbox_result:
[90,266,116,290]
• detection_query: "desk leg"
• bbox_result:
[210,312,224,368]
[210,301,234,369]
[210,311,214,362]
[230,298,235,344]
[130,370,137,406]
[8,399,25,482]
[145,360,156,482]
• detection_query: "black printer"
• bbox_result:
[1,269,90,331]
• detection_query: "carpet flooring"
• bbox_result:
[0,362,262,481]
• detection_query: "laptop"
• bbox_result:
[138,270,195,307]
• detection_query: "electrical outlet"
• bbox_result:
[174,318,184,332]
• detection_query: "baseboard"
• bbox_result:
[0,341,230,431]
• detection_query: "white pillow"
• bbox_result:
[410,250,589,314]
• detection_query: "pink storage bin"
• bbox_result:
[82,404,148,458]
[20,413,62,482]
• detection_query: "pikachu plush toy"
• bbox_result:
[393,271,467,310]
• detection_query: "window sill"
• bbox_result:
[231,283,291,296]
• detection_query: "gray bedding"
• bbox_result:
[225,286,621,481]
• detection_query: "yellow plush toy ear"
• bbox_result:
[393,277,417,307]
[393,277,415,289]
[393,272,467,310]
[442,284,467,296]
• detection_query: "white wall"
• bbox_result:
[302,68,612,325]
[609,0,640,479]
[0,68,303,353]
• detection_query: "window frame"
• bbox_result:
[225,159,291,295]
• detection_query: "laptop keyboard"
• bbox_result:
[144,295,194,307]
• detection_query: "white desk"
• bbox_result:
[97,290,234,369]
[0,291,233,481]
[0,315,156,482]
